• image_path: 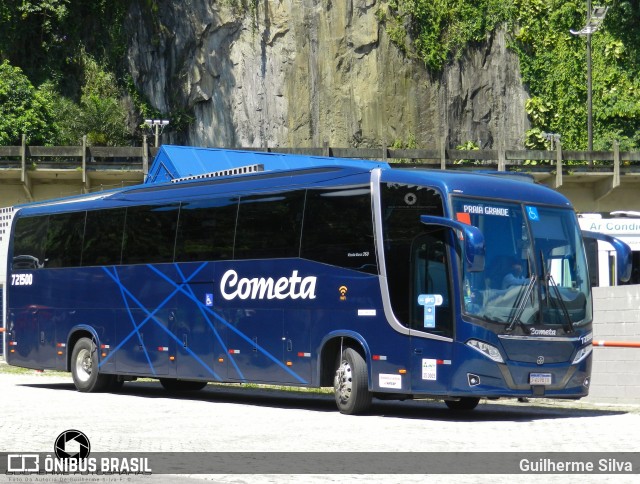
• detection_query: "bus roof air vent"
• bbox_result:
[170,164,265,183]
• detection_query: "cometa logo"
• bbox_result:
[220,269,317,301]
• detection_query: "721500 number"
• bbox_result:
[11,273,33,286]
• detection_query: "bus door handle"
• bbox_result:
[182,334,188,348]
[286,339,293,352]
[252,337,258,352]
[40,331,45,344]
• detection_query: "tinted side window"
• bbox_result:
[45,212,85,268]
[82,208,126,266]
[175,197,238,262]
[235,191,305,259]
[301,186,376,273]
[12,216,48,269]
[122,204,179,265]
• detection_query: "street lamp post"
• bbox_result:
[542,132,561,151]
[143,119,170,147]
[571,3,609,152]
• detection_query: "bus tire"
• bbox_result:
[334,347,372,415]
[71,337,111,392]
[159,378,208,393]
[444,397,480,411]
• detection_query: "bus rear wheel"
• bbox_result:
[333,347,372,415]
[159,378,208,393]
[71,337,111,392]
[444,397,480,411]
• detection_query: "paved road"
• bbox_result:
[0,365,638,483]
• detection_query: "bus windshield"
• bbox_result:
[453,198,592,333]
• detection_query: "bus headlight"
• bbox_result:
[572,344,593,365]
[467,339,504,363]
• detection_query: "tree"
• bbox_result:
[0,60,57,145]
[77,53,131,146]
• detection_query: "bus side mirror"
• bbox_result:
[581,230,632,283]
[420,215,485,272]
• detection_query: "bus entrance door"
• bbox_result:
[408,233,454,395]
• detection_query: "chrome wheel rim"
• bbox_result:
[334,358,353,403]
[75,348,92,383]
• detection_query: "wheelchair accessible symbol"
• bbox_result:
[526,206,539,221]
[205,293,213,307]
[418,294,443,329]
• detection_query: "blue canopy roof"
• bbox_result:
[145,145,389,184]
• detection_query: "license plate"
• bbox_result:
[529,373,552,385]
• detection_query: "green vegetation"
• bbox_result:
[454,140,480,165]
[0,362,68,376]
[382,0,640,151]
[0,0,150,146]
[0,61,57,145]
[513,0,640,151]
[381,0,515,71]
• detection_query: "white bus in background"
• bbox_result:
[1,206,16,354]
[579,211,640,287]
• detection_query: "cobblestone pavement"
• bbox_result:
[0,363,638,484]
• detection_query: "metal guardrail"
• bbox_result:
[2,136,640,201]
[1,137,640,168]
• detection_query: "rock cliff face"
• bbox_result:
[125,0,529,150]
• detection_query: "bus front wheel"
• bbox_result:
[71,337,111,392]
[334,347,372,415]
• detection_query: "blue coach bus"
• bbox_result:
[3,147,631,414]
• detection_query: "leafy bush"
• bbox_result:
[0,60,57,145]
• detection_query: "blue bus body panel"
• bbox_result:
[8,259,397,387]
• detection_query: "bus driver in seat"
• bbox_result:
[502,259,529,289]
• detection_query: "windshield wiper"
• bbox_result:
[545,273,575,334]
[506,274,537,332]
[539,250,575,334]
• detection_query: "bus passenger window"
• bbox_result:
[175,197,238,263]
[235,191,305,259]
[44,212,85,268]
[301,186,376,274]
[81,208,126,266]
[12,216,48,270]
[122,204,179,265]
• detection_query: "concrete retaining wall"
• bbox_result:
[587,285,640,404]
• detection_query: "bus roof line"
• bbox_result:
[115,165,374,199]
